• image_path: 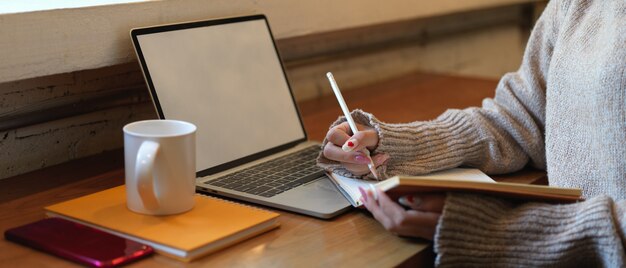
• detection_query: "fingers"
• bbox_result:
[397,194,446,213]
[325,123,351,147]
[376,189,407,217]
[323,143,372,164]
[361,188,395,230]
[323,143,389,175]
[326,122,378,152]
[341,163,371,175]
[361,189,441,240]
[342,129,379,152]
[392,210,441,239]
[323,122,384,177]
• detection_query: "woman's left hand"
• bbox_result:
[360,188,445,240]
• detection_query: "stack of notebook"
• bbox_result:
[45,186,280,261]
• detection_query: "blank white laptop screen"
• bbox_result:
[134,18,306,173]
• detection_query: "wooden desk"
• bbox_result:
[0,72,546,267]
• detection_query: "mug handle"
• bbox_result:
[135,140,160,210]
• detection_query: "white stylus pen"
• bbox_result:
[326,72,379,179]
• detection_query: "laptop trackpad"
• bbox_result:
[271,176,350,217]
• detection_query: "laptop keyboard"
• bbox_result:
[203,146,324,198]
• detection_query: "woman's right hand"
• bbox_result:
[322,122,389,176]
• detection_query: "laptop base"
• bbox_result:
[197,175,351,219]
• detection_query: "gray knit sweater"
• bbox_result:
[318,0,625,266]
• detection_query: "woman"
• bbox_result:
[318,0,625,266]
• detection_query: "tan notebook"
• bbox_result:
[45,186,280,261]
[328,168,583,206]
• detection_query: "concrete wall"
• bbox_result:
[0,0,538,84]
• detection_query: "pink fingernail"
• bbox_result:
[354,155,370,164]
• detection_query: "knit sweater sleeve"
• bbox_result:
[385,0,566,175]
[434,194,626,267]
[317,0,564,178]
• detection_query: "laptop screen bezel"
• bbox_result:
[130,14,309,178]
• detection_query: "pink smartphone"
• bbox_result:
[4,218,153,267]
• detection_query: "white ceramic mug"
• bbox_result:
[123,119,196,215]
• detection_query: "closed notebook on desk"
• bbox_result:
[45,186,280,262]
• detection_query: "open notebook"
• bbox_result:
[327,168,582,207]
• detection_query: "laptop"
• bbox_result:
[130,15,351,219]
